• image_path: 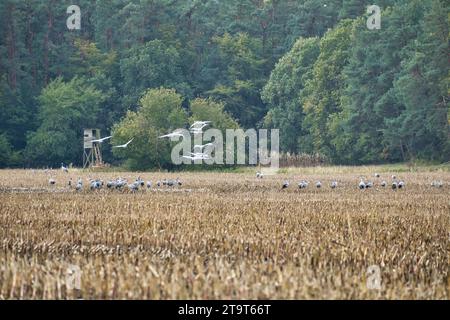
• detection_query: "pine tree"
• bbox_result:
[387,0,449,161]
[262,37,320,153]
[302,20,354,160]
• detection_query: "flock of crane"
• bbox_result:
[45,166,447,193]
[279,175,404,190]
[71,176,182,192]
[260,172,445,191]
[158,121,213,161]
[46,121,447,193]
[48,170,183,192]
[84,120,214,162]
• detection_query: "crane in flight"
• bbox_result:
[190,121,211,129]
[91,136,112,143]
[193,143,214,150]
[190,121,211,134]
[182,153,211,161]
[112,138,134,149]
[159,129,185,139]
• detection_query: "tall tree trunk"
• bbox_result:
[44,2,54,85]
[7,4,17,90]
[26,4,36,88]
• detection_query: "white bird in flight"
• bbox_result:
[190,121,211,129]
[182,153,210,161]
[91,136,112,143]
[190,128,208,135]
[183,156,208,161]
[159,129,185,139]
[190,122,211,134]
[189,152,208,157]
[113,138,134,148]
[193,143,214,150]
[159,132,184,139]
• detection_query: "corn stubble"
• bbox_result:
[0,170,448,299]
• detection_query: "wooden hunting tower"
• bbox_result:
[83,129,104,168]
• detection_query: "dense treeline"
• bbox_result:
[0,0,448,169]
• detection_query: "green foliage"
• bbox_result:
[0,0,447,167]
[67,39,117,78]
[0,77,35,152]
[189,98,239,131]
[336,1,449,164]
[0,134,13,167]
[262,37,320,153]
[387,0,450,161]
[25,77,105,166]
[207,33,267,128]
[120,40,190,108]
[112,88,187,170]
[302,20,354,161]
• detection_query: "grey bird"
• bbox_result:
[90,180,101,190]
[431,180,443,188]
[298,181,308,189]
[128,183,139,192]
[392,181,398,190]
[61,163,69,173]
[136,176,145,187]
[106,181,115,189]
[359,179,366,190]
[76,178,83,191]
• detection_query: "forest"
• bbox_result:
[0,0,448,169]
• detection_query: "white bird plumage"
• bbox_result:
[91,136,112,143]
[193,143,214,150]
[190,122,211,134]
[190,121,211,129]
[298,180,309,189]
[431,180,443,188]
[113,138,134,148]
[159,129,185,139]
[61,163,68,173]
[359,178,366,190]
[182,154,211,161]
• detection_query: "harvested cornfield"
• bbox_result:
[0,168,449,299]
